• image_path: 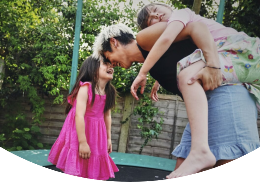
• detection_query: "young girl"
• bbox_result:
[48,56,119,180]
[132,2,260,178]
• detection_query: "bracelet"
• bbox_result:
[203,65,221,69]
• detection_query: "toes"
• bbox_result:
[170,171,178,180]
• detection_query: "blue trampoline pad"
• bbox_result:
[0,150,218,182]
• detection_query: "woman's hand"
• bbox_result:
[107,139,112,154]
[79,142,91,159]
[188,67,222,91]
[150,81,160,101]
[131,73,147,100]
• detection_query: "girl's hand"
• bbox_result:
[79,142,91,159]
[150,81,160,101]
[107,139,112,154]
[131,73,147,100]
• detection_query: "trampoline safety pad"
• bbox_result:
[10,150,177,181]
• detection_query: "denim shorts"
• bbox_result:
[172,85,260,161]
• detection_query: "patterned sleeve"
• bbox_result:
[167,8,193,27]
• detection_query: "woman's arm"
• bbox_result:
[104,109,112,153]
[75,86,91,159]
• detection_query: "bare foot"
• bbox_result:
[166,148,216,178]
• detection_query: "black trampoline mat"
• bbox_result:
[6,165,210,182]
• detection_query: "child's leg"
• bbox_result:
[66,177,79,182]
[167,60,216,178]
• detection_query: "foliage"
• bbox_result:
[168,0,260,37]
[0,0,142,151]
[133,94,164,154]
[222,0,260,37]
[1,0,259,151]
[0,98,43,151]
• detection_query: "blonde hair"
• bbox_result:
[92,23,135,60]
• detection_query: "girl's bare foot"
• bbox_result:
[166,148,216,178]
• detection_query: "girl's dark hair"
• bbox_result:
[137,3,172,30]
[65,56,117,114]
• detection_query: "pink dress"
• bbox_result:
[48,81,119,180]
[167,8,243,40]
[168,8,260,111]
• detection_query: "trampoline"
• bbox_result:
[11,150,176,181]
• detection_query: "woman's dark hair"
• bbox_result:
[65,56,117,114]
[101,31,135,63]
[137,3,172,30]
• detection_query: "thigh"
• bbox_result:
[214,157,258,182]
[172,158,212,182]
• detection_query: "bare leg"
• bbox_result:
[66,177,79,182]
[172,158,212,182]
[167,61,216,178]
[214,157,258,182]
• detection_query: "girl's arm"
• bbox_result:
[131,21,184,100]
[137,21,184,75]
[104,109,112,153]
[136,22,222,90]
[75,85,91,159]
[184,22,221,90]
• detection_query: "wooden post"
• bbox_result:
[118,93,135,153]
[169,96,179,159]
[192,0,202,14]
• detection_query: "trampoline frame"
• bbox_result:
[10,150,176,172]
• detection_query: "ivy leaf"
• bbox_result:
[31,125,40,132]
[0,134,6,141]
[28,146,35,150]
[16,146,22,151]
[23,133,32,140]
[37,143,43,148]
[24,128,30,132]
[13,129,24,134]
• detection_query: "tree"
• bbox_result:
[168,0,260,37]
[192,0,202,14]
[0,0,141,151]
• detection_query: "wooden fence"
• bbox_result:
[1,91,260,160]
